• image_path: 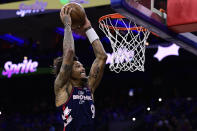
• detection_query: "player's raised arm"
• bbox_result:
[54,7,75,106]
[88,39,107,93]
[83,18,108,93]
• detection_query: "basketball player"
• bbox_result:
[53,6,107,131]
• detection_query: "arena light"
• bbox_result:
[128,88,134,97]
[187,97,192,101]
[132,117,136,122]
[158,98,162,102]
[154,43,180,61]
[147,107,151,111]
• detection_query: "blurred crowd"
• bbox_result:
[143,97,197,131]
[0,100,63,131]
[1,94,197,131]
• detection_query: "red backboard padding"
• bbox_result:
[167,0,197,33]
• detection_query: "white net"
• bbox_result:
[99,14,150,73]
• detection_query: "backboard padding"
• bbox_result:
[111,0,197,55]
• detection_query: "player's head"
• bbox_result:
[71,60,87,82]
[53,56,87,83]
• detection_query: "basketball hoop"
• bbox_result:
[99,13,150,73]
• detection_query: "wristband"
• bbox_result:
[85,28,99,44]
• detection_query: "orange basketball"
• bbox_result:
[64,2,86,29]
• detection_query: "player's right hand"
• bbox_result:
[60,6,72,27]
[72,16,91,36]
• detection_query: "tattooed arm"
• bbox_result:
[54,6,74,107]
[88,38,107,93]
[79,17,107,93]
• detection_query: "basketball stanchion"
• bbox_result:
[99,13,150,73]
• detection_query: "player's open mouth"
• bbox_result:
[80,72,86,76]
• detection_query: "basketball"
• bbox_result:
[64,2,86,29]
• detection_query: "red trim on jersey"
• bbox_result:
[64,87,74,106]
[63,87,74,131]
[62,105,65,111]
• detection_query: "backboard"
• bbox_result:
[110,0,197,55]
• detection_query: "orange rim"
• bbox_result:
[99,13,158,36]
[99,13,126,20]
[99,13,147,31]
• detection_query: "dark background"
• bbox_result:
[0,3,197,131]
